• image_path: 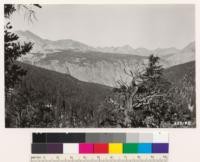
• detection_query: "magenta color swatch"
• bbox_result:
[79,143,94,153]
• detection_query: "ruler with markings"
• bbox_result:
[31,154,168,162]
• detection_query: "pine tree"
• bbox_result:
[135,55,171,127]
[5,4,41,127]
[4,4,41,91]
[107,55,172,127]
[4,23,33,91]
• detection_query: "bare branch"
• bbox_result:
[33,4,42,8]
[16,4,41,23]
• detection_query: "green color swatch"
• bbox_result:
[123,143,138,153]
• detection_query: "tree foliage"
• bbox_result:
[101,55,194,128]
[4,4,41,91]
[5,62,111,127]
[5,4,42,127]
[5,23,33,90]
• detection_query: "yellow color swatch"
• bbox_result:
[109,143,123,154]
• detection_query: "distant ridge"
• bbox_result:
[16,30,194,57]
[15,30,95,53]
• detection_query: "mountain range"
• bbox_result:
[16,30,194,57]
[16,30,195,87]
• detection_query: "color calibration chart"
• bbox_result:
[31,132,169,162]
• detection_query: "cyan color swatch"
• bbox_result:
[138,143,152,153]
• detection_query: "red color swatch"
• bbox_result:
[94,143,108,153]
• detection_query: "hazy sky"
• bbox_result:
[11,4,194,49]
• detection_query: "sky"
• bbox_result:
[10,4,195,49]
